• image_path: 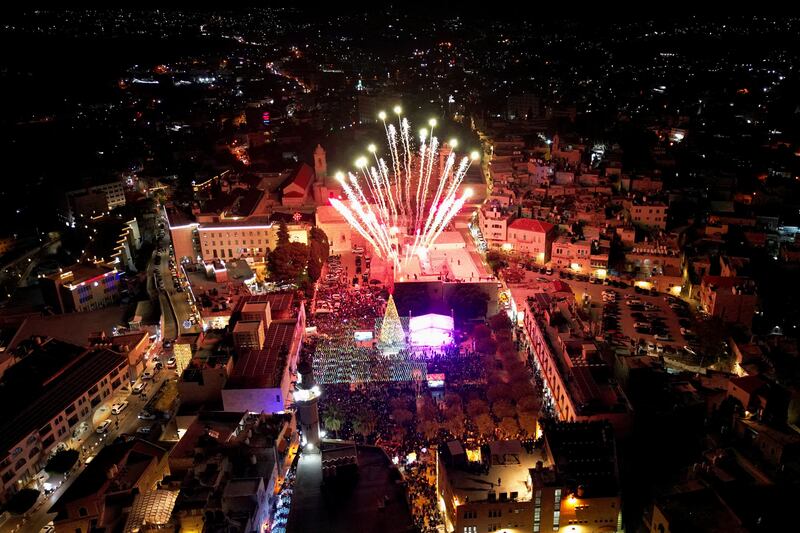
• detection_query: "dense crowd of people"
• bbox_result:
[304,253,545,530]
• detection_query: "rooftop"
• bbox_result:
[0,339,127,453]
[45,262,117,288]
[543,421,619,498]
[228,322,296,389]
[509,218,555,233]
[51,438,168,515]
[440,440,546,503]
[287,444,415,533]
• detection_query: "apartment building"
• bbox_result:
[624,198,668,230]
[551,236,592,271]
[478,206,512,246]
[699,276,758,329]
[437,423,622,533]
[41,263,121,314]
[62,181,126,226]
[507,218,556,263]
[0,339,128,503]
[517,291,632,435]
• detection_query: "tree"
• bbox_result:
[444,416,465,438]
[417,419,440,440]
[518,412,538,437]
[277,221,290,246]
[487,384,513,403]
[45,449,79,473]
[392,408,414,426]
[378,295,406,351]
[447,284,490,322]
[499,416,520,438]
[473,324,492,340]
[485,249,508,274]
[322,405,343,438]
[492,399,516,419]
[517,395,541,414]
[308,227,330,282]
[474,413,496,437]
[467,399,489,418]
[475,336,497,355]
[444,392,463,411]
[6,488,39,514]
[496,340,516,358]
[354,412,376,439]
[511,381,536,401]
[268,242,309,282]
[488,312,513,331]
[417,395,438,421]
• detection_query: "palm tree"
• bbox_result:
[353,412,376,440]
[322,405,343,438]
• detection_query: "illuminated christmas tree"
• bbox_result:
[378,295,406,353]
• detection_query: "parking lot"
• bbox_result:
[513,266,697,357]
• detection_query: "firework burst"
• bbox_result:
[330,107,479,272]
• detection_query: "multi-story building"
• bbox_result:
[551,235,592,271]
[223,300,306,414]
[41,263,121,313]
[624,244,683,292]
[699,276,758,329]
[168,411,295,533]
[536,421,622,533]
[437,423,622,533]
[62,181,126,226]
[478,206,512,246]
[437,439,543,533]
[233,320,266,351]
[168,211,309,265]
[49,438,170,533]
[508,218,556,263]
[624,198,668,230]
[0,339,129,503]
[517,291,632,435]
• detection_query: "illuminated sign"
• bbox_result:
[262,112,270,125]
[354,331,373,341]
[427,373,445,388]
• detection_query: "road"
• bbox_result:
[9,362,174,533]
[152,211,200,339]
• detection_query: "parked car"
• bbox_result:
[141,371,153,380]
[111,401,129,415]
[96,419,112,434]
[138,410,157,420]
[654,333,672,342]
[133,382,147,395]
[136,425,152,435]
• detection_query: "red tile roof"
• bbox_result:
[509,218,554,233]
[283,163,315,195]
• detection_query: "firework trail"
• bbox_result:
[330,107,479,272]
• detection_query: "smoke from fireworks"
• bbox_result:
[330,107,479,272]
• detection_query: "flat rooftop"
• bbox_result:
[287,445,415,533]
[441,440,546,503]
[46,262,117,287]
[228,322,296,389]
